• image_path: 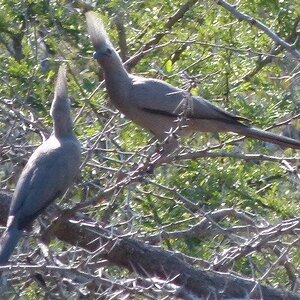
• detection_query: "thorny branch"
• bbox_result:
[1,192,300,299]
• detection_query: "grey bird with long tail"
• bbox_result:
[86,11,300,151]
[0,65,81,264]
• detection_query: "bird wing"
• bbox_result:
[130,76,248,124]
[9,137,80,228]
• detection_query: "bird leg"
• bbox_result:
[145,110,191,172]
[145,134,179,173]
[127,136,176,177]
[129,110,190,176]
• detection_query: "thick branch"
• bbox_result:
[114,13,129,61]
[0,191,299,299]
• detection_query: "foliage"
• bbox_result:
[0,0,299,298]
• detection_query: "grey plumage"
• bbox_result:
[0,65,81,264]
[86,12,300,151]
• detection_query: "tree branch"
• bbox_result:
[126,0,198,70]
[216,0,300,60]
[232,17,300,87]
[1,191,300,299]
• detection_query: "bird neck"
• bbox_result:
[53,113,75,138]
[102,61,131,107]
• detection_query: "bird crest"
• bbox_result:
[54,64,67,99]
[51,64,69,117]
[85,11,111,50]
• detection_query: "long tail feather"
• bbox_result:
[235,126,300,150]
[0,228,23,265]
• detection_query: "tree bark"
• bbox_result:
[0,191,299,300]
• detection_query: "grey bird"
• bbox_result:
[0,65,81,264]
[86,12,300,151]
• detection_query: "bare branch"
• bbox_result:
[216,0,300,60]
[126,0,198,69]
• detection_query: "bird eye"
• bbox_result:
[106,48,112,55]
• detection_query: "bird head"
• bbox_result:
[93,46,113,60]
[85,11,121,66]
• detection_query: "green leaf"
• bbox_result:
[165,59,173,73]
